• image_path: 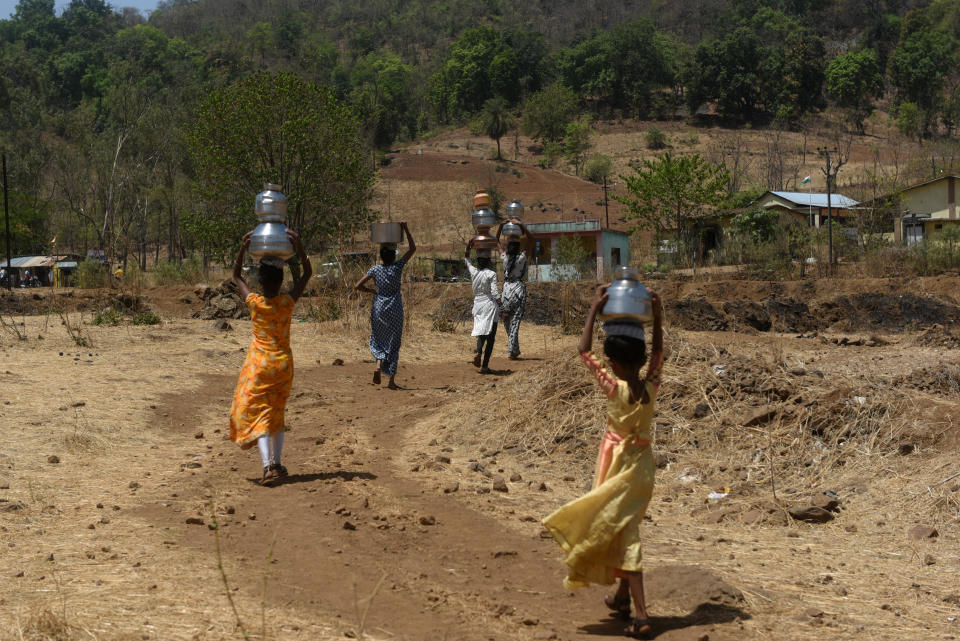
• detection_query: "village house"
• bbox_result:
[753,190,859,228]
[525,220,631,281]
[890,175,960,244]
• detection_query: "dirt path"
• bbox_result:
[144,360,741,641]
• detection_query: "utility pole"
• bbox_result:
[602,175,609,228]
[2,154,11,290]
[818,145,846,276]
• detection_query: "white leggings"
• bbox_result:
[256,432,285,468]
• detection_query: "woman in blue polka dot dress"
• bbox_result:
[354,222,416,389]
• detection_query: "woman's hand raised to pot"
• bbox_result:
[591,283,611,309]
[649,290,662,320]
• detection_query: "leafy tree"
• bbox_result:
[888,11,956,135]
[488,48,520,104]
[562,119,592,176]
[895,101,924,143]
[731,207,780,243]
[686,18,825,122]
[187,72,376,263]
[429,26,513,121]
[556,20,676,117]
[481,97,512,160]
[521,83,577,143]
[614,152,728,262]
[686,27,764,121]
[825,49,884,133]
[584,153,614,184]
[349,50,417,148]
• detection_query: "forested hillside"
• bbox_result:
[1,0,958,266]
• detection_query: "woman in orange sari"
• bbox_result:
[229,229,312,486]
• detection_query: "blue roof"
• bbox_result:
[768,191,858,209]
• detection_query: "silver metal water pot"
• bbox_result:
[371,222,403,244]
[248,184,294,260]
[505,199,524,220]
[472,208,497,230]
[501,221,522,238]
[599,266,653,324]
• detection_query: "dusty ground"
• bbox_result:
[1,276,959,641]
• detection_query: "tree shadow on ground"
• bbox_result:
[580,603,750,638]
[246,470,376,486]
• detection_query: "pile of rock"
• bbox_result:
[191,282,249,320]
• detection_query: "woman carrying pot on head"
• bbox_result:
[354,222,416,389]
[496,219,535,360]
[465,240,501,374]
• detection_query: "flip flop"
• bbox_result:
[603,594,631,618]
[372,369,381,384]
[624,617,652,639]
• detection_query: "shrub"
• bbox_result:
[93,308,123,325]
[305,296,342,322]
[645,128,668,150]
[132,311,161,325]
[151,255,203,286]
[75,260,110,289]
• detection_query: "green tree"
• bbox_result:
[686,27,764,120]
[349,50,416,148]
[557,20,677,118]
[481,97,512,160]
[731,207,779,243]
[895,101,924,143]
[825,49,884,134]
[584,153,614,184]
[686,17,824,123]
[187,72,376,263]
[562,119,592,176]
[888,15,956,135]
[429,26,507,121]
[521,83,577,143]
[614,152,728,263]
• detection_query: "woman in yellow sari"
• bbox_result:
[543,285,663,638]
[229,229,312,486]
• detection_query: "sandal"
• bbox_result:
[472,353,481,367]
[372,369,381,384]
[604,594,632,618]
[273,464,288,478]
[624,617,652,639]
[259,466,280,486]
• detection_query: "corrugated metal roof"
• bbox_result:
[768,191,858,209]
[2,255,74,268]
[527,220,602,234]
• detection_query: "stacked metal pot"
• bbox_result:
[248,184,294,260]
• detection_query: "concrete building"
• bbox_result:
[891,175,960,244]
[525,220,631,281]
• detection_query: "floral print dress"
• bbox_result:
[229,293,295,449]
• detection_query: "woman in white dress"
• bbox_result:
[465,242,500,374]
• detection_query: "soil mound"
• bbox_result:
[645,565,745,610]
[191,281,249,320]
[915,323,960,348]
[895,363,960,395]
[669,293,960,334]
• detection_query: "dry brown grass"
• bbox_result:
[405,323,960,641]
[4,282,960,641]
